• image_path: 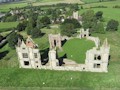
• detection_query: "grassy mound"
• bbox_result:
[58,38,95,63]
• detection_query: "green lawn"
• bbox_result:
[79,0,120,24]
[79,8,120,22]
[81,0,115,3]
[81,0,100,3]
[0,3,27,12]
[0,31,120,89]
[58,38,95,63]
[83,0,120,7]
[0,22,19,32]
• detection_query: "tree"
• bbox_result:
[17,21,27,31]
[40,16,51,26]
[106,19,119,31]
[62,18,81,29]
[61,23,75,37]
[36,18,44,29]
[25,22,33,35]
[70,4,79,11]
[82,10,95,30]
[95,11,103,20]
[31,27,41,38]
[7,32,23,49]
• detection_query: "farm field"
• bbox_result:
[79,8,120,22]
[0,3,27,12]
[83,0,120,7]
[0,0,83,12]
[33,0,83,6]
[0,22,19,32]
[0,0,120,89]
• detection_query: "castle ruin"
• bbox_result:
[16,33,110,72]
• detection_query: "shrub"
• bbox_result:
[106,19,119,31]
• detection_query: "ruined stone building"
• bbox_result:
[16,34,110,72]
[16,37,41,68]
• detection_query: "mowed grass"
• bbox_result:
[33,0,83,6]
[0,3,27,12]
[0,26,120,89]
[80,8,120,22]
[79,0,120,24]
[83,0,120,7]
[0,22,19,32]
[58,38,95,63]
[0,32,120,89]
[81,0,100,3]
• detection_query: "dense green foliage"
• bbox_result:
[106,19,119,31]
[17,21,27,31]
[31,28,41,38]
[62,18,81,29]
[7,32,22,49]
[40,16,51,26]
[60,18,81,36]
[82,10,95,30]
[82,10,105,33]
[25,22,33,35]
[61,23,75,37]
[95,11,103,20]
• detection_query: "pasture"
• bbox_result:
[0,3,27,12]
[0,0,120,89]
[0,22,19,33]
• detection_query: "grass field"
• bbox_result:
[81,0,100,3]
[0,22,19,32]
[0,0,120,89]
[33,0,83,6]
[83,0,120,7]
[58,38,95,63]
[0,28,120,89]
[79,0,120,25]
[0,3,27,12]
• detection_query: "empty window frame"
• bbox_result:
[24,61,29,65]
[22,53,28,58]
[94,63,101,68]
[94,55,101,60]
[34,53,38,58]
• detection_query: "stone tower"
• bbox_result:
[48,49,58,67]
[48,33,62,50]
[73,11,79,20]
[16,37,41,69]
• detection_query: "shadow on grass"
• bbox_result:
[40,33,45,37]
[40,48,49,65]
[61,39,67,47]
[0,50,9,60]
[108,55,111,66]
[57,53,67,66]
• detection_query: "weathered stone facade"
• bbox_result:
[16,37,41,68]
[16,33,110,72]
[48,33,62,50]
